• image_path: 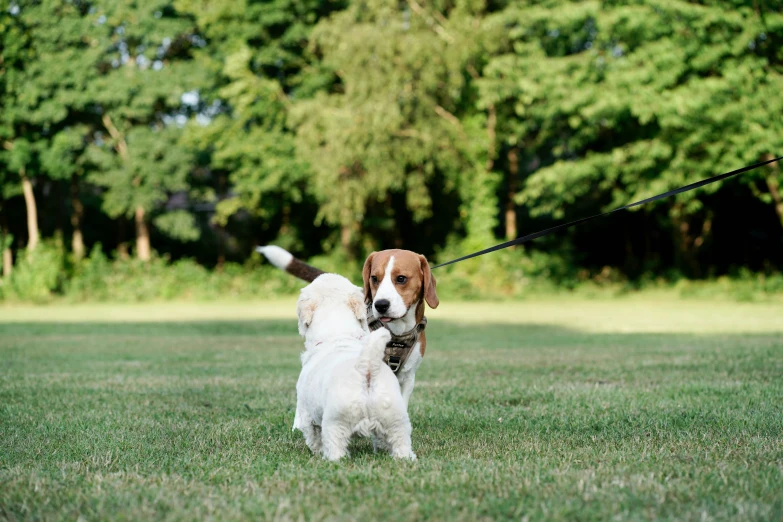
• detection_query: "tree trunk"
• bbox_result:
[485,104,496,172]
[21,169,39,252]
[671,206,706,278]
[505,148,519,241]
[103,114,146,260]
[758,154,783,229]
[70,174,85,261]
[1,209,11,278]
[767,175,783,229]
[117,217,129,259]
[216,173,227,271]
[135,206,151,261]
[2,246,11,278]
[216,239,225,272]
[670,204,689,276]
[675,217,694,277]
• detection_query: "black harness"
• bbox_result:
[366,304,427,374]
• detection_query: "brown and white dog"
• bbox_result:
[257,245,438,406]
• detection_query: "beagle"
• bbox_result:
[257,246,439,406]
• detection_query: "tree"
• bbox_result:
[39,128,91,259]
[12,0,105,261]
[0,1,24,274]
[0,161,16,277]
[1,0,781,292]
[292,0,493,257]
[86,0,208,260]
[0,0,39,254]
[481,0,783,275]
[1,140,38,252]
[177,0,345,259]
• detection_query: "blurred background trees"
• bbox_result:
[1,0,782,300]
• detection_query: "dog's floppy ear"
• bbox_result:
[362,252,377,305]
[296,290,317,336]
[348,290,367,324]
[419,255,439,309]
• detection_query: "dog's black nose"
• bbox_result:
[374,299,390,314]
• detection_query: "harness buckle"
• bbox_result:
[387,355,402,373]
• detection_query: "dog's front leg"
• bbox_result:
[400,374,416,408]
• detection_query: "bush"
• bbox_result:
[3,241,66,303]
[66,244,112,301]
[64,249,310,303]
[432,236,580,300]
[1,243,781,303]
[675,270,783,302]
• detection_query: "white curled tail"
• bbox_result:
[357,328,392,386]
[255,245,293,269]
[256,245,325,282]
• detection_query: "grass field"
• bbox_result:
[1,299,782,521]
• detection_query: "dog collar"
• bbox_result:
[366,304,427,374]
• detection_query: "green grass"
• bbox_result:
[1,299,782,521]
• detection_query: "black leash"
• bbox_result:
[432,155,783,269]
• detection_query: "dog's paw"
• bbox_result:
[391,448,417,461]
[322,450,349,462]
[371,328,392,343]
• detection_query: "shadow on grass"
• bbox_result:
[4,316,781,338]
[1,318,780,373]
[0,319,299,337]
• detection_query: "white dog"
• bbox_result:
[293,273,416,461]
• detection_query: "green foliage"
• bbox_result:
[436,248,558,299]
[2,241,780,303]
[0,231,12,252]
[481,1,783,223]
[86,0,207,240]
[40,127,88,181]
[64,244,112,300]
[63,248,306,302]
[675,270,783,302]
[292,0,488,245]
[177,0,339,244]
[3,241,66,302]
[2,0,783,301]
[93,126,195,220]
[153,210,200,242]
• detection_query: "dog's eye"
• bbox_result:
[370,275,378,284]
[396,275,407,284]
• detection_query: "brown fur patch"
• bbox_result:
[286,258,325,283]
[361,249,439,357]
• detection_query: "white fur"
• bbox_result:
[294,274,416,461]
[261,245,429,410]
[256,245,293,269]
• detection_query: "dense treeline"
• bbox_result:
[1,0,782,300]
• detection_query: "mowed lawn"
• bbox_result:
[1,299,782,521]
